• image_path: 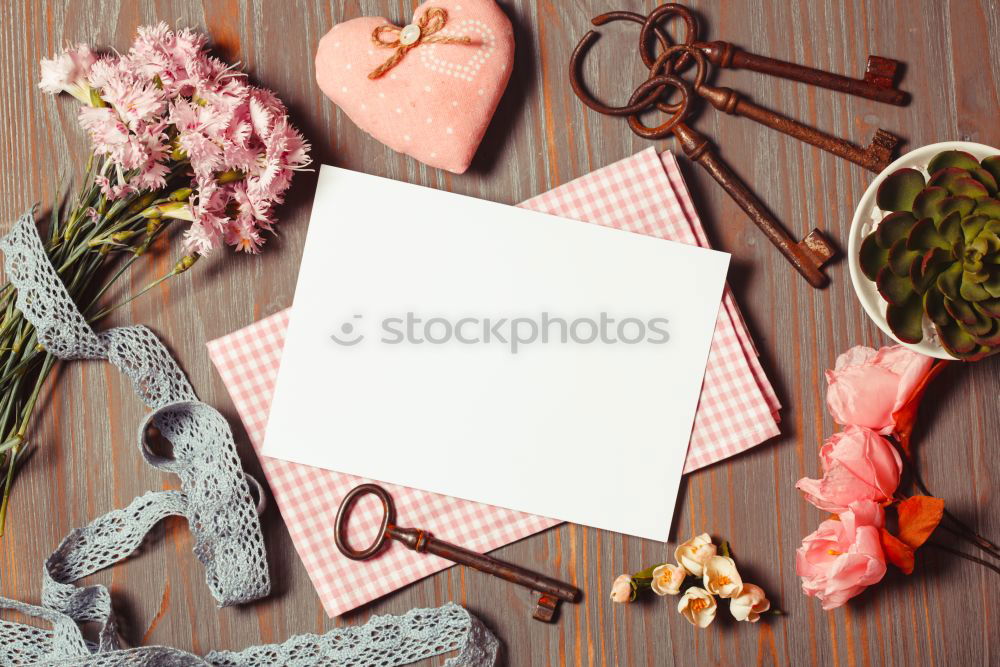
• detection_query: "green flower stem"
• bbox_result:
[0,436,21,454]
[82,220,174,317]
[0,349,43,389]
[87,269,182,324]
[0,445,17,536]
[631,562,667,579]
[17,353,54,438]
[0,358,29,536]
[82,253,143,315]
[59,205,152,270]
[0,353,53,534]
[0,181,192,536]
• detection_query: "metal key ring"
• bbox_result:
[626,74,693,140]
[642,44,709,114]
[581,11,702,117]
[638,3,699,71]
[650,45,708,84]
[334,483,397,561]
[570,6,685,118]
[570,31,666,116]
[590,10,672,70]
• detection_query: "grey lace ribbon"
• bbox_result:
[0,211,499,666]
[3,598,497,666]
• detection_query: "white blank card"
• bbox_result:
[261,166,730,541]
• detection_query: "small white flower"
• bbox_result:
[703,555,743,598]
[730,583,770,622]
[650,563,686,596]
[609,574,634,603]
[675,533,717,577]
[677,587,717,628]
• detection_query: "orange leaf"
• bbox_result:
[880,528,915,574]
[897,495,945,550]
[891,360,948,456]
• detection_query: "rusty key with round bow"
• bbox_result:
[335,483,581,622]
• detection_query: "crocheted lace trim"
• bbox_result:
[0,212,498,666]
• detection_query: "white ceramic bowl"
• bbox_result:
[847,140,1000,359]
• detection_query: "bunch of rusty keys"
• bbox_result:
[335,484,582,622]
[578,6,905,173]
[627,5,903,173]
[568,4,909,287]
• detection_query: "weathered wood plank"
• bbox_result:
[0,1,997,664]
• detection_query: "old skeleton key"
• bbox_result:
[335,484,582,622]
[626,74,834,287]
[694,42,908,106]
[627,4,908,106]
[655,45,899,173]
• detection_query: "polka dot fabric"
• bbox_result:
[315,0,513,173]
[207,148,780,617]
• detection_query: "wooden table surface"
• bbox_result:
[1,1,998,665]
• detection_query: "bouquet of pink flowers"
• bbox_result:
[38,23,310,253]
[795,346,998,609]
[0,23,310,533]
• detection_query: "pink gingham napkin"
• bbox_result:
[207,147,779,617]
[521,148,781,470]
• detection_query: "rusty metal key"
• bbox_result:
[629,5,908,106]
[626,75,835,288]
[335,484,582,622]
[698,85,900,173]
[661,45,901,173]
[695,41,909,107]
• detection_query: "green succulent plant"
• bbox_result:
[859,149,1000,360]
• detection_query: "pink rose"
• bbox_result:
[795,425,902,513]
[825,345,935,434]
[796,501,887,610]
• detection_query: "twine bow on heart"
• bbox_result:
[369,7,473,79]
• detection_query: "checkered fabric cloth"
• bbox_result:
[206,147,780,617]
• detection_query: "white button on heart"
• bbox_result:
[399,24,421,46]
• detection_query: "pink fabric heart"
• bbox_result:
[315,0,514,173]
